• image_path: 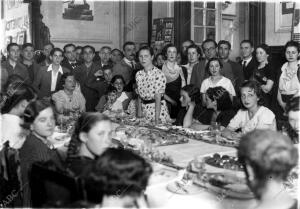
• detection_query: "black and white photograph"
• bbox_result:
[0,1,299,209]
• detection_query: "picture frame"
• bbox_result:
[275,2,294,32]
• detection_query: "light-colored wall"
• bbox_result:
[265,2,291,46]
[41,1,121,50]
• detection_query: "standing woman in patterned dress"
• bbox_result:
[136,46,170,124]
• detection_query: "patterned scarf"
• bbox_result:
[162,62,182,83]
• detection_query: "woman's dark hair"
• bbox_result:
[164,43,178,58]
[154,52,165,63]
[22,99,54,130]
[1,82,36,114]
[105,85,117,95]
[238,130,298,182]
[58,72,75,90]
[111,75,125,86]
[256,44,271,62]
[66,112,110,162]
[286,96,300,113]
[3,74,24,92]
[84,148,152,203]
[284,40,299,53]
[206,58,223,76]
[206,86,233,111]
[137,46,154,57]
[187,44,202,57]
[181,84,201,105]
[240,80,264,108]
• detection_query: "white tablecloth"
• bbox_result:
[145,139,257,209]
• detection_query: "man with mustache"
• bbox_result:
[112,41,137,91]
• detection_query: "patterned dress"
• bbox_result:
[135,67,170,123]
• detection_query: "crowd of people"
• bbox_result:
[0,37,299,208]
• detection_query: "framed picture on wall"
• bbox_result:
[275,2,294,32]
[17,31,26,45]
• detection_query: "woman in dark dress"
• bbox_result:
[251,44,275,109]
[20,99,61,206]
[66,112,113,176]
[162,44,186,118]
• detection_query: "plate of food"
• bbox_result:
[193,172,254,199]
[203,153,244,173]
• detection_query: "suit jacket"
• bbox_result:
[33,65,69,99]
[190,60,209,89]
[61,59,81,73]
[21,61,41,84]
[1,61,30,85]
[240,57,258,81]
[228,60,245,90]
[112,59,134,85]
[74,62,106,111]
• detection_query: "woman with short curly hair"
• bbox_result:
[238,130,298,209]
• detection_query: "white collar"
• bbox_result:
[281,60,300,72]
[242,56,253,65]
[47,64,63,74]
[123,57,135,66]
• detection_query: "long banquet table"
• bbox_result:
[145,138,257,209]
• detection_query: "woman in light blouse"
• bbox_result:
[223,80,276,137]
[52,72,85,120]
[277,41,300,112]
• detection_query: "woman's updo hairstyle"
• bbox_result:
[181,84,201,105]
[238,130,298,181]
[84,148,152,203]
[22,99,54,130]
[66,112,110,162]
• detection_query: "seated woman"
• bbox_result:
[199,86,236,127]
[1,82,36,150]
[95,75,131,113]
[238,130,298,209]
[52,73,85,121]
[84,148,152,207]
[200,58,236,106]
[286,96,300,143]
[20,99,62,206]
[66,112,113,176]
[126,83,139,117]
[223,80,276,137]
[174,84,202,128]
[102,85,121,112]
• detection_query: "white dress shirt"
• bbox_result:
[242,56,253,67]
[47,64,63,91]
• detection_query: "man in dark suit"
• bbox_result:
[218,40,244,91]
[33,48,69,99]
[74,45,106,111]
[61,43,81,73]
[21,43,41,85]
[190,39,218,89]
[239,40,258,81]
[112,41,137,90]
[1,43,30,87]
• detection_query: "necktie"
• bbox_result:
[130,61,134,69]
[242,61,247,75]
